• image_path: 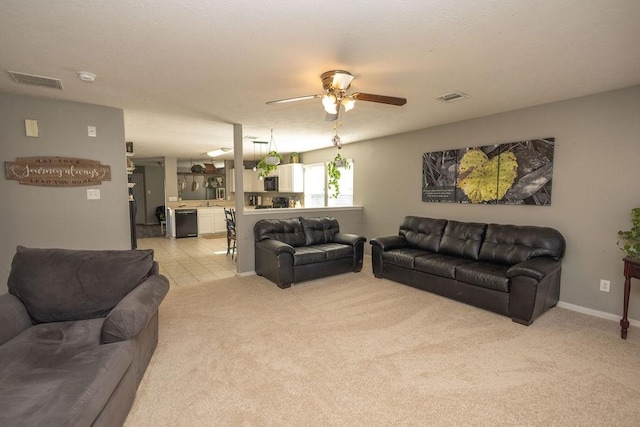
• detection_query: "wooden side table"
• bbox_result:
[620,256,640,339]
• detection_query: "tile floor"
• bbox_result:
[137,235,237,288]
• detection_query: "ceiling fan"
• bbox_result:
[266,70,407,121]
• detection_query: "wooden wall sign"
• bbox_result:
[5,156,111,187]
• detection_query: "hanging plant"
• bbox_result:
[256,150,283,179]
[618,207,640,257]
[327,151,350,198]
[256,129,282,179]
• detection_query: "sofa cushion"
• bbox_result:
[455,262,511,292]
[438,220,487,260]
[8,247,154,324]
[312,243,354,261]
[0,318,132,427]
[300,217,340,245]
[399,216,447,252]
[415,253,476,279]
[254,219,307,247]
[293,247,328,266]
[478,224,566,265]
[382,248,433,269]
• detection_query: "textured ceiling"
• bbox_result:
[1,0,639,162]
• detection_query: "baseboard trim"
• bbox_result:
[238,271,256,277]
[557,301,640,327]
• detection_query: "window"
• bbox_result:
[303,160,354,207]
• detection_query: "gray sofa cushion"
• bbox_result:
[0,318,132,427]
[399,216,447,252]
[101,275,170,344]
[300,217,340,245]
[438,220,487,260]
[8,246,154,324]
[479,224,566,265]
[254,219,307,247]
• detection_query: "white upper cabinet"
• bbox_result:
[277,164,304,193]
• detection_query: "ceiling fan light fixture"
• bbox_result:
[322,94,337,114]
[341,96,356,111]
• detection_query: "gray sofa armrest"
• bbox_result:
[333,232,367,247]
[0,293,33,345]
[507,257,562,280]
[370,235,408,251]
[101,274,170,344]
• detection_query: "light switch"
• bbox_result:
[88,126,97,137]
[25,119,39,137]
[87,189,101,200]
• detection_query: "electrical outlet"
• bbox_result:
[599,279,611,292]
[88,126,97,137]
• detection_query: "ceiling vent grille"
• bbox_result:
[437,92,468,102]
[8,71,64,90]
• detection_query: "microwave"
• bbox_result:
[264,176,278,192]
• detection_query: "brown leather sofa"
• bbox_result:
[254,217,366,288]
[370,216,565,325]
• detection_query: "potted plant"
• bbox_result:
[618,207,640,258]
[327,151,350,198]
[290,152,300,163]
[256,150,283,179]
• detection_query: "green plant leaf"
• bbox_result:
[457,150,518,203]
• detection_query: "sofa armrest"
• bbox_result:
[256,238,296,255]
[101,274,170,344]
[0,293,33,345]
[370,235,408,251]
[333,232,367,247]
[507,257,562,280]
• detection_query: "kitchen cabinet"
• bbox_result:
[197,207,226,234]
[197,208,214,234]
[277,164,304,192]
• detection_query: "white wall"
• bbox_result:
[0,93,130,293]
[303,85,640,320]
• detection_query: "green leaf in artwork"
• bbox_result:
[457,149,518,203]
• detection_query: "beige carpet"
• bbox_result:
[125,260,640,426]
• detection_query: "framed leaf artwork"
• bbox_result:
[422,138,555,205]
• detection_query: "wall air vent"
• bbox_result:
[437,92,468,102]
[7,71,64,90]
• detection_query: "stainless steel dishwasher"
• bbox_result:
[175,209,198,238]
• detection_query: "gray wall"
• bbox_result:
[0,92,130,293]
[303,85,640,320]
[144,164,165,224]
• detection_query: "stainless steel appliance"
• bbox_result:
[175,209,198,238]
[248,195,257,206]
[264,176,278,192]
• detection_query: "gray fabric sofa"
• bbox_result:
[371,216,565,325]
[254,217,366,288]
[0,246,170,427]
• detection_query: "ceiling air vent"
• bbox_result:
[437,92,468,102]
[8,71,64,90]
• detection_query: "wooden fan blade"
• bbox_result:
[266,94,320,105]
[352,92,407,106]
